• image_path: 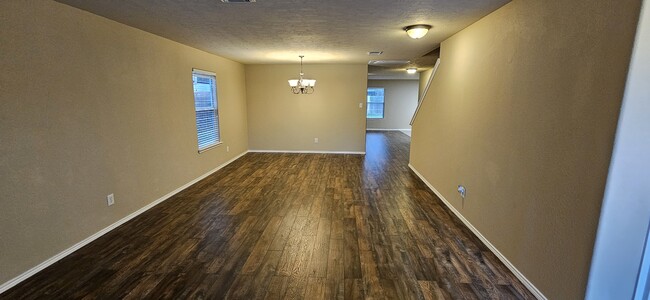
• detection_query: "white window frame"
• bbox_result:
[366,87,385,119]
[192,68,221,153]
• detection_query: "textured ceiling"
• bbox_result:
[55,0,508,67]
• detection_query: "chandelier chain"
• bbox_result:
[289,55,315,94]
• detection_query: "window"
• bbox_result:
[192,69,220,152]
[366,87,385,119]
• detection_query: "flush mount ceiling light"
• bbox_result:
[288,55,316,94]
[404,24,432,39]
[406,68,417,74]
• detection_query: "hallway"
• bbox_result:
[2,131,533,299]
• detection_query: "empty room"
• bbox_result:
[1,0,649,299]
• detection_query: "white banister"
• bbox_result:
[410,58,441,126]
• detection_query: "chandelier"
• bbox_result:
[288,55,316,94]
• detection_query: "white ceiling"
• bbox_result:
[55,0,508,67]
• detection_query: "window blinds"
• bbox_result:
[366,87,385,119]
[192,71,220,151]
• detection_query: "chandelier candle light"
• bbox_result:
[288,55,316,94]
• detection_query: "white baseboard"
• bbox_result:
[0,150,249,294]
[248,150,365,155]
[408,163,547,300]
[366,128,411,131]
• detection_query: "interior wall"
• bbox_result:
[418,68,435,101]
[0,0,249,286]
[409,0,641,299]
[245,64,367,152]
[586,1,650,298]
[366,80,419,130]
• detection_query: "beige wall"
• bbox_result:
[587,1,650,298]
[0,0,248,285]
[246,64,367,152]
[418,67,435,101]
[367,80,418,130]
[409,0,640,299]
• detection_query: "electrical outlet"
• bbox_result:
[314,138,319,143]
[359,102,363,108]
[226,146,230,152]
[107,193,115,206]
[457,185,466,199]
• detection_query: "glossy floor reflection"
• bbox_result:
[2,131,533,299]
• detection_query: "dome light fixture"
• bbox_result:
[288,55,316,94]
[406,68,417,74]
[404,24,432,39]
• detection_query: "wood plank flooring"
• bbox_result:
[1,131,534,299]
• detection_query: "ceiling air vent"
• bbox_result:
[368,51,384,56]
[221,0,255,2]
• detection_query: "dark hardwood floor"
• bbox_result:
[2,131,534,299]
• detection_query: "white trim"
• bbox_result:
[408,163,547,300]
[410,58,440,125]
[366,128,411,131]
[192,68,216,76]
[248,150,365,155]
[0,150,249,294]
[198,141,222,154]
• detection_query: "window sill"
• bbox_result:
[198,142,222,154]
